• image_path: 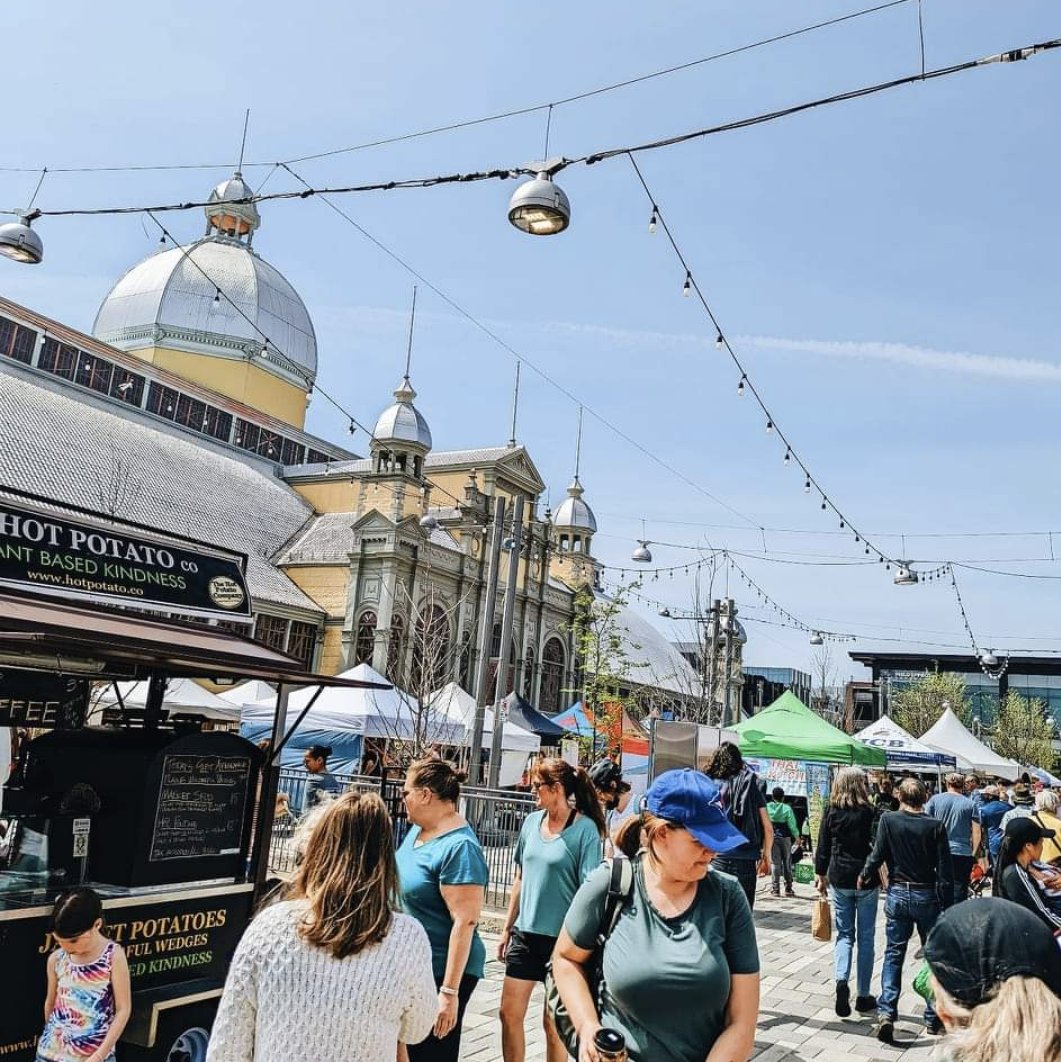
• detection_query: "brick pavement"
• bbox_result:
[461,879,939,1061]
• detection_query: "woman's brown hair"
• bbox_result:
[532,758,607,838]
[614,809,671,859]
[407,758,466,804]
[287,790,399,959]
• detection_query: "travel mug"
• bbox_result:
[593,1028,627,1062]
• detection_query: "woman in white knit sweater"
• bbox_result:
[207,791,437,1062]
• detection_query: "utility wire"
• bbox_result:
[277,162,763,529]
[17,38,1059,220]
[0,0,914,176]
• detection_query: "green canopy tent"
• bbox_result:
[731,691,886,767]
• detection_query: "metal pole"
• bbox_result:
[144,673,167,729]
[253,684,289,896]
[723,599,735,728]
[468,496,506,785]
[488,495,525,788]
[706,600,720,726]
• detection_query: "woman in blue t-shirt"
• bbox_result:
[397,759,489,1062]
[498,758,605,1062]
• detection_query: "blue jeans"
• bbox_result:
[829,885,878,997]
[878,885,942,1023]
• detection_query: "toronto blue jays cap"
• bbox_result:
[645,768,749,854]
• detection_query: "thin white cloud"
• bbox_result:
[535,319,1061,384]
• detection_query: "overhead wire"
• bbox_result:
[0,0,915,176]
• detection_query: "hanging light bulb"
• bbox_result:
[839,519,845,529]
[804,477,811,493]
[820,499,827,511]
[783,450,791,465]
[347,420,357,435]
[158,233,166,246]
[682,272,692,297]
[715,332,724,350]
[648,207,658,234]
[214,288,221,304]
[737,375,746,397]
[765,418,773,434]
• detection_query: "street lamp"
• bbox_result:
[631,540,653,563]
[508,163,571,236]
[419,513,439,532]
[893,563,919,586]
[809,631,824,646]
[0,213,43,264]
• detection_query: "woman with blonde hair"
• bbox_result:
[814,766,879,1018]
[924,898,1061,1062]
[207,791,437,1062]
[553,769,760,1062]
[1032,788,1061,865]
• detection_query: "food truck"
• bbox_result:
[0,494,384,1062]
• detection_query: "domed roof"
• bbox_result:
[372,376,432,450]
[205,172,260,237]
[92,237,317,386]
[553,476,597,532]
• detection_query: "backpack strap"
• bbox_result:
[596,855,634,946]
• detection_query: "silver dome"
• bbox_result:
[373,376,432,450]
[553,476,597,533]
[205,172,260,237]
[92,237,318,386]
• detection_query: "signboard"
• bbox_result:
[0,885,253,1062]
[745,757,833,846]
[0,500,250,621]
[149,754,252,862]
[0,668,87,728]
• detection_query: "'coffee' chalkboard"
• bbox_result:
[149,754,251,862]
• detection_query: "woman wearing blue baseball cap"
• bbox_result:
[551,769,760,1062]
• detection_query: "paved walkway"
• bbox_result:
[461,879,938,1061]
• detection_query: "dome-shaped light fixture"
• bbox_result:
[979,650,998,668]
[419,513,439,532]
[658,606,672,618]
[893,564,919,586]
[631,540,653,563]
[0,213,43,264]
[508,171,570,236]
[809,631,824,646]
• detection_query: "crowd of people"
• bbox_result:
[32,745,1061,1062]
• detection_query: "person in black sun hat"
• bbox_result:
[924,898,1061,1062]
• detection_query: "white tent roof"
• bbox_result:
[240,663,464,743]
[856,715,960,769]
[218,680,276,706]
[920,707,1020,779]
[97,678,240,722]
[430,682,540,753]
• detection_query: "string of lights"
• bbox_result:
[628,154,903,568]
[0,1,916,176]
[14,37,1057,222]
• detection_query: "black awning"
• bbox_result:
[0,590,385,689]
[502,691,567,742]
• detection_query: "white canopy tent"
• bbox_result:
[96,678,240,722]
[920,707,1020,779]
[856,715,961,771]
[239,663,464,744]
[217,679,276,707]
[431,683,540,753]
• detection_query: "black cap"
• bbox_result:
[1005,815,1055,848]
[588,758,623,792]
[925,899,1061,1008]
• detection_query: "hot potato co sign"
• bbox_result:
[0,501,250,621]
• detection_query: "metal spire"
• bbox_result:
[508,361,521,448]
[237,109,251,174]
[574,405,583,480]
[404,284,418,379]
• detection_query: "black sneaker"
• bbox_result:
[874,1017,894,1044]
[855,996,877,1013]
[785,886,796,897]
[924,1018,944,1036]
[835,980,851,1017]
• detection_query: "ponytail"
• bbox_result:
[531,758,608,838]
[992,835,1019,897]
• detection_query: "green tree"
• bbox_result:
[568,580,646,758]
[890,672,971,737]
[991,692,1057,770]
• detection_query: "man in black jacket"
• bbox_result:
[859,777,952,1043]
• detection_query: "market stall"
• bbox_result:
[855,714,959,779]
[95,677,242,725]
[920,707,1020,779]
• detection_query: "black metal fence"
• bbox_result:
[269,769,536,906]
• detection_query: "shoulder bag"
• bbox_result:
[545,856,634,1058]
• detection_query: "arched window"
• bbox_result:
[411,604,451,694]
[540,636,566,714]
[387,615,406,684]
[354,610,377,665]
[522,645,536,698]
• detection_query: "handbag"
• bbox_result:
[811,896,832,941]
[545,856,634,1058]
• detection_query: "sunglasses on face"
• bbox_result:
[530,781,553,790]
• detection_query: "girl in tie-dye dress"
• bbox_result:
[38,889,131,1062]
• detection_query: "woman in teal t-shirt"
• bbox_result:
[397,759,489,1062]
[553,769,761,1062]
[498,758,605,1062]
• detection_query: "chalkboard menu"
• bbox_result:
[0,669,88,728]
[149,753,251,862]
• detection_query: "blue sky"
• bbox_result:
[3,0,1060,682]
